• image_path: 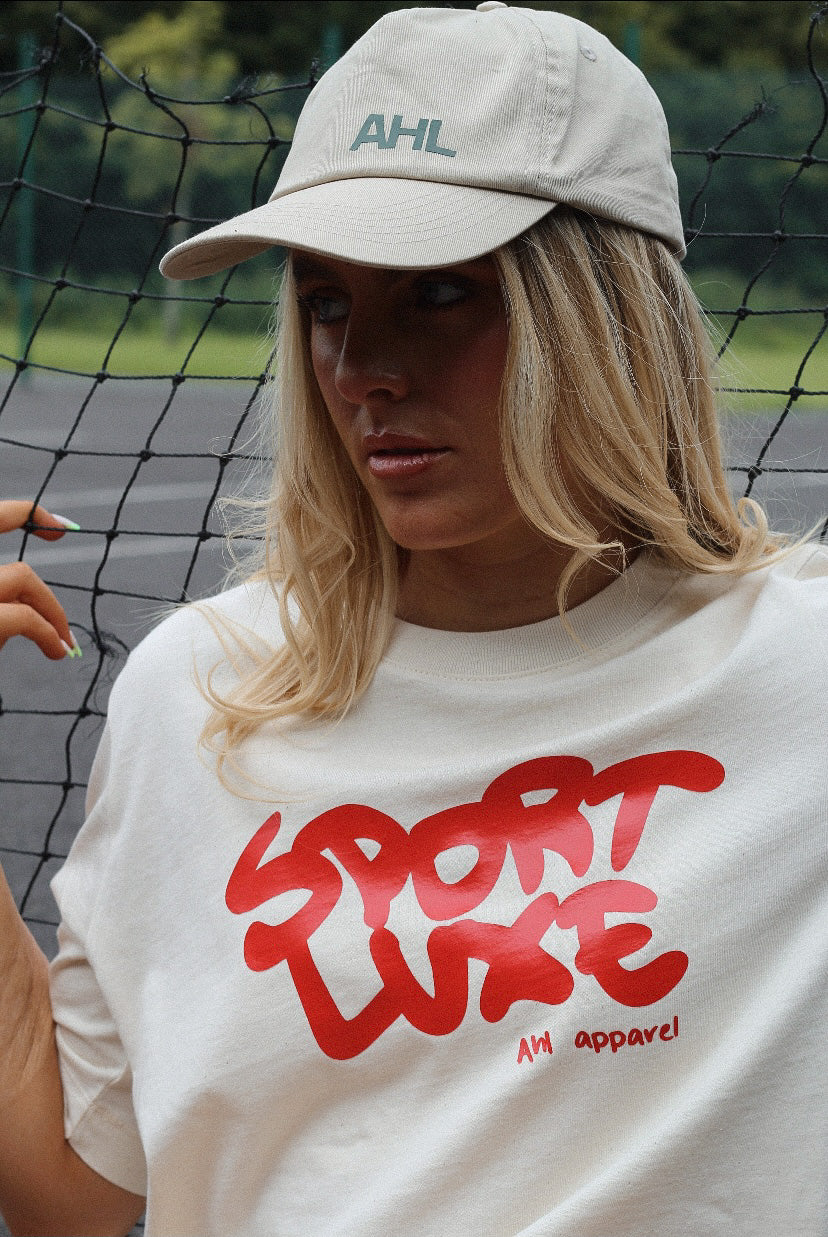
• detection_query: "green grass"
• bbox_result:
[1,318,826,413]
[715,333,828,412]
[0,323,271,381]
[691,268,828,412]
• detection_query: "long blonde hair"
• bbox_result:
[201,207,794,771]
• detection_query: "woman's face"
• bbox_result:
[294,251,526,558]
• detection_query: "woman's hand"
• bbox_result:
[0,501,81,660]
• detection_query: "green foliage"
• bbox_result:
[656,68,828,300]
[102,1,237,87]
[0,8,308,340]
[1,1,822,75]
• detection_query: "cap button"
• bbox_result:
[476,1,508,10]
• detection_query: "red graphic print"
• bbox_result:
[226,750,723,1058]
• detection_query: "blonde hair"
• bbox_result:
[201,207,796,773]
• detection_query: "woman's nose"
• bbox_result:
[333,311,411,405]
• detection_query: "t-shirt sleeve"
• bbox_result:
[49,916,147,1197]
[49,721,148,1198]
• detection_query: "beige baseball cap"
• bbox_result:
[160,1,684,280]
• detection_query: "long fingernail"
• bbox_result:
[51,514,82,531]
[61,630,82,659]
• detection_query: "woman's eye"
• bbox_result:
[418,280,469,308]
[298,292,349,324]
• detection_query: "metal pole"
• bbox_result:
[16,32,37,372]
[622,21,642,67]
[320,23,344,72]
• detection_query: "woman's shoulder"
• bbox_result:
[660,540,828,633]
[142,575,280,650]
[110,577,283,703]
[757,540,828,605]
[776,539,828,582]
[662,539,828,666]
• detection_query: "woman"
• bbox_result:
[1,5,825,1236]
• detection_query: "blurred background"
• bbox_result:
[2,0,826,935]
[0,5,826,1229]
[2,1,826,395]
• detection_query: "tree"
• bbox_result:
[1,1,821,75]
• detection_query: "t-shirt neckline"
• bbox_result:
[382,549,679,679]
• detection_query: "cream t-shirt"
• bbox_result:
[50,546,828,1236]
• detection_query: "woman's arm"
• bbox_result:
[0,869,145,1237]
[0,500,143,1232]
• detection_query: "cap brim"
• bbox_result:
[159,178,557,279]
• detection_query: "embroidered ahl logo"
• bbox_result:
[350,113,457,157]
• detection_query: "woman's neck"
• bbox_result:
[395,534,634,632]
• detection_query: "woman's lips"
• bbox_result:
[363,433,449,479]
[367,447,450,478]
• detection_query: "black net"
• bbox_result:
[1,4,826,957]
[0,6,825,1232]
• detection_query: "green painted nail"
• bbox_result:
[51,514,82,531]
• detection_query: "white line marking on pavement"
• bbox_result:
[2,535,225,569]
[37,481,219,509]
